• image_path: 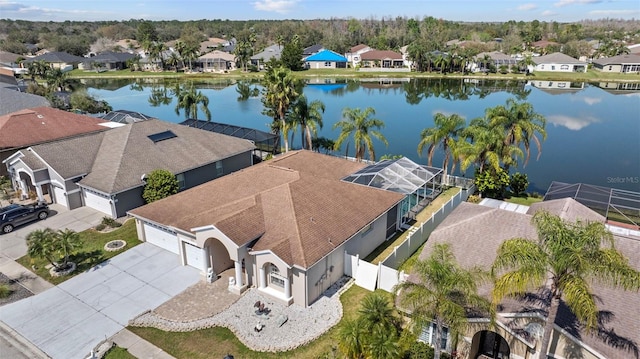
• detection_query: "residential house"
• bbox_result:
[344,44,372,68]
[4,119,256,218]
[198,37,230,54]
[129,152,443,307]
[79,51,136,71]
[592,54,640,74]
[532,52,587,72]
[304,50,348,69]
[471,51,519,72]
[628,43,640,55]
[399,45,412,68]
[411,199,639,359]
[251,44,282,70]
[0,107,104,177]
[22,51,85,72]
[129,151,405,306]
[198,50,236,72]
[302,44,324,58]
[0,51,25,75]
[0,87,50,116]
[359,50,405,68]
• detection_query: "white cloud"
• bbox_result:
[580,96,602,105]
[590,9,640,17]
[541,10,558,16]
[253,0,299,13]
[554,0,601,7]
[517,3,538,11]
[547,114,599,131]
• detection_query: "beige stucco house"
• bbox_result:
[129,151,413,307]
[413,199,639,359]
[592,54,640,74]
[532,52,587,73]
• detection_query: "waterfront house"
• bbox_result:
[198,50,236,72]
[251,44,282,70]
[592,54,640,74]
[304,49,348,69]
[532,52,587,72]
[345,44,372,68]
[359,50,404,68]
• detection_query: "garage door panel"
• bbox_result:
[184,242,204,270]
[83,190,112,216]
[53,186,67,208]
[143,224,179,254]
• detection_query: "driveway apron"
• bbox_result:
[0,243,201,359]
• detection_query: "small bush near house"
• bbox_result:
[95,223,107,231]
[408,341,435,359]
[467,194,482,204]
[101,217,122,228]
[509,172,529,196]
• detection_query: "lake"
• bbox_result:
[84,77,640,193]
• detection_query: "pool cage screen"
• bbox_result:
[543,181,640,227]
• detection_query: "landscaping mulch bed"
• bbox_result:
[0,272,33,306]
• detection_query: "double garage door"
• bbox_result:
[142,222,203,270]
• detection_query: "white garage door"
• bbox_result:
[53,186,68,208]
[143,223,179,254]
[184,242,205,270]
[83,190,113,216]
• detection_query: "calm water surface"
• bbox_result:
[85,78,640,193]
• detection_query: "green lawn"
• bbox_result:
[503,195,543,206]
[104,346,136,359]
[16,219,141,285]
[130,285,379,359]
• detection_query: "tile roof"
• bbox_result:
[305,50,348,62]
[0,107,105,150]
[417,200,640,359]
[130,151,405,268]
[533,52,586,65]
[360,50,403,60]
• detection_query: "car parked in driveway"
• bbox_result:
[0,202,50,234]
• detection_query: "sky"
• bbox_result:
[0,0,638,22]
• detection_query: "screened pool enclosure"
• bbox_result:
[342,157,443,225]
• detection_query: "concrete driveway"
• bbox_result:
[0,204,105,260]
[0,243,201,359]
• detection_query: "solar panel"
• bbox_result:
[148,130,177,143]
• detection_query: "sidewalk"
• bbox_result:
[0,255,54,294]
[111,329,175,359]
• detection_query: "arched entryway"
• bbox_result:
[203,237,234,279]
[470,330,510,359]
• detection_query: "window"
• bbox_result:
[269,264,285,288]
[418,323,449,351]
[324,61,331,67]
[551,65,556,70]
[176,173,185,190]
[361,223,373,236]
[560,64,569,70]
[216,161,223,176]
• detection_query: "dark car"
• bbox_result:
[0,202,50,234]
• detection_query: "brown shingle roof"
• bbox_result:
[417,200,640,359]
[130,151,405,268]
[0,107,107,150]
[349,44,369,53]
[360,50,403,60]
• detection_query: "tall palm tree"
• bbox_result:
[492,211,640,359]
[458,116,523,174]
[289,95,325,150]
[395,243,492,359]
[55,228,81,269]
[174,83,211,121]
[45,68,69,92]
[26,228,57,269]
[417,113,465,175]
[261,66,300,152]
[488,99,547,168]
[333,107,388,161]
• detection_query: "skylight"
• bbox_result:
[148,130,177,143]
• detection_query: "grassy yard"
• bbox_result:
[129,285,380,359]
[365,187,462,265]
[503,195,543,206]
[104,346,136,359]
[16,219,141,285]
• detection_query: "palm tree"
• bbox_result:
[234,40,252,72]
[289,95,325,150]
[45,68,69,92]
[417,113,465,175]
[458,116,523,174]
[333,107,388,161]
[488,99,547,168]
[395,243,492,359]
[261,67,300,152]
[492,211,640,359]
[55,228,81,269]
[338,319,365,359]
[174,83,211,121]
[26,228,57,269]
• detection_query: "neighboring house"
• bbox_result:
[628,43,640,55]
[250,44,282,70]
[0,107,105,177]
[412,199,639,359]
[302,44,324,58]
[592,54,640,74]
[198,50,236,72]
[79,51,136,71]
[0,87,50,116]
[199,37,230,54]
[359,50,404,68]
[471,51,519,72]
[0,51,24,75]
[530,39,559,54]
[532,52,587,72]
[129,152,443,307]
[344,44,372,67]
[22,51,85,72]
[399,45,412,68]
[304,50,348,69]
[4,119,256,218]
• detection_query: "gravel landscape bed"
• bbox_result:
[0,272,33,306]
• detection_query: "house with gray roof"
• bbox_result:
[532,52,587,72]
[411,198,639,359]
[79,51,136,71]
[250,44,282,70]
[22,51,85,72]
[4,119,256,218]
[592,54,640,74]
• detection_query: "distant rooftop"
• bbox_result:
[100,110,155,124]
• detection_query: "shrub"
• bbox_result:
[509,172,529,196]
[0,284,12,298]
[95,223,107,231]
[467,194,482,204]
[142,169,179,204]
[101,217,121,228]
[408,341,435,359]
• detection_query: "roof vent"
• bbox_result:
[148,130,177,143]
[37,114,44,119]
